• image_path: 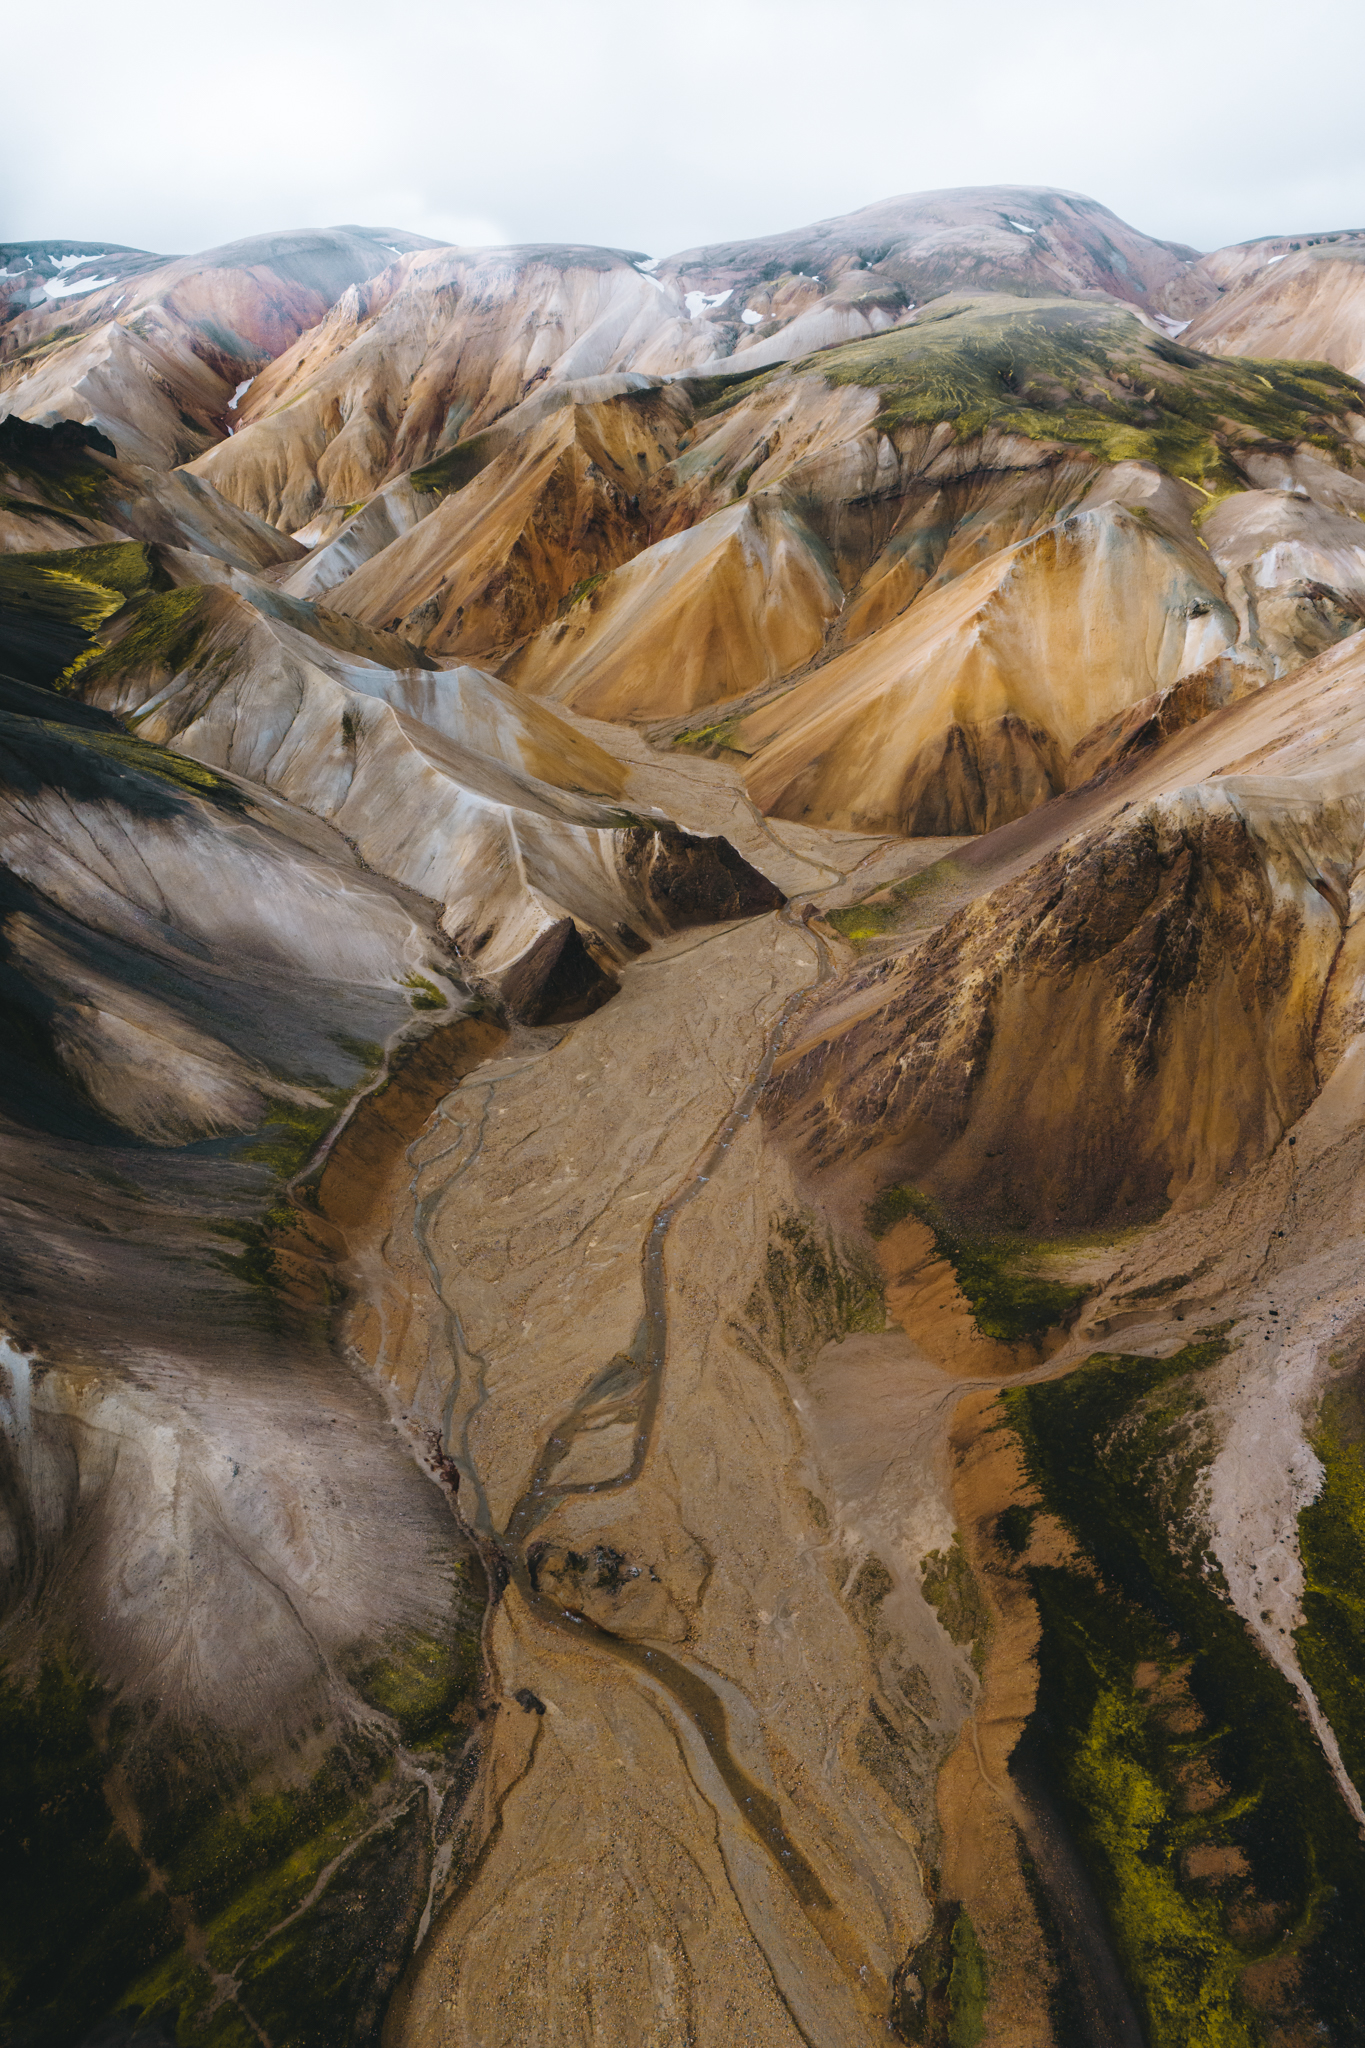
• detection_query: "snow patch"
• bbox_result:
[226,378,254,432]
[635,256,660,273]
[49,251,115,271]
[1008,219,1038,236]
[1153,314,1191,339]
[44,274,117,300]
[1266,253,1288,266]
[741,309,763,326]
[684,288,732,320]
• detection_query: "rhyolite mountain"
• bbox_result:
[4,182,1365,2048]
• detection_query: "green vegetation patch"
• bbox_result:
[402,970,448,1011]
[64,582,211,689]
[866,1185,1088,1343]
[896,1902,990,2047]
[797,298,1365,494]
[557,570,606,615]
[921,1536,990,1670]
[824,859,962,950]
[346,1605,484,1754]
[1295,1371,1365,1800]
[672,712,748,757]
[736,1206,884,1368]
[410,429,502,495]
[1003,1336,1365,2045]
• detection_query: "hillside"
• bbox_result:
[3,184,1365,2048]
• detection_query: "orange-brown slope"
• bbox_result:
[767,627,1365,1231]
[321,381,693,658]
[738,498,1234,835]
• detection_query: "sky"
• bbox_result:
[5,0,1363,260]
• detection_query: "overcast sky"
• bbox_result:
[5,0,1363,260]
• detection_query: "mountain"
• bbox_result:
[4,184,1365,2048]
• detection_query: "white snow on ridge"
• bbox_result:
[684,288,732,320]
[1266,253,1288,266]
[635,256,660,273]
[50,251,115,270]
[1153,314,1191,339]
[1008,219,1038,236]
[741,309,763,325]
[44,274,116,300]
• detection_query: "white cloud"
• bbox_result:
[1,0,1362,259]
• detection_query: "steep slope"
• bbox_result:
[318,377,694,655]
[187,246,724,533]
[494,297,1365,835]
[0,412,307,566]
[66,565,781,1017]
[0,226,438,467]
[1180,235,1365,379]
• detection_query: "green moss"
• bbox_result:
[687,297,1365,505]
[237,1087,352,1180]
[802,298,1363,496]
[866,1185,1088,1343]
[402,970,448,1011]
[74,726,249,810]
[558,570,606,615]
[1003,1337,1365,2043]
[947,1910,990,2048]
[672,713,747,756]
[1295,1381,1365,1799]
[896,1902,990,2047]
[231,1803,425,2048]
[346,1608,483,1754]
[825,860,962,951]
[921,1537,990,1671]
[64,584,209,688]
[409,430,501,495]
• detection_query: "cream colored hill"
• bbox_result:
[318,378,693,656]
[0,226,436,468]
[72,573,779,1016]
[187,247,726,533]
[487,301,1364,811]
[1180,238,1365,379]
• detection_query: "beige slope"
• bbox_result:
[0,226,435,468]
[739,502,1233,834]
[188,248,725,533]
[1199,485,1365,669]
[504,493,844,718]
[73,583,777,1010]
[320,382,692,657]
[1180,241,1365,378]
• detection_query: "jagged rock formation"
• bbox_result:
[5,185,1365,2048]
